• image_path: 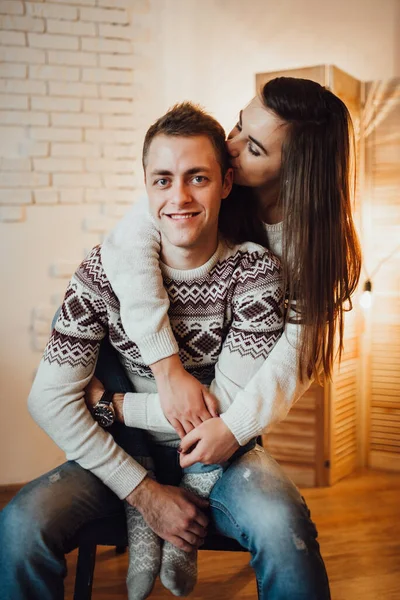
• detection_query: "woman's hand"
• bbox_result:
[84,375,105,410]
[178,418,240,468]
[151,355,219,439]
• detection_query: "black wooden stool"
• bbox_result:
[73,513,253,600]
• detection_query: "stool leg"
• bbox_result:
[74,543,97,600]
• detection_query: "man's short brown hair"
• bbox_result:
[142,102,230,176]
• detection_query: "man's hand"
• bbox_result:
[178,418,240,468]
[126,477,209,552]
[150,355,219,439]
[84,375,105,410]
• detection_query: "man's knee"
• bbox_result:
[0,462,94,557]
[0,491,51,559]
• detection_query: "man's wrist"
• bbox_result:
[125,475,159,509]
[150,353,182,380]
[112,393,125,423]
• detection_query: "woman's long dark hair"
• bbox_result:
[259,77,362,380]
[219,184,268,247]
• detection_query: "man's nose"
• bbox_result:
[171,182,191,206]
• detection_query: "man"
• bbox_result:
[0,103,330,600]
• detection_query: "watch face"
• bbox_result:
[93,404,114,428]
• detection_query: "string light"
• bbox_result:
[360,279,372,309]
[360,244,400,310]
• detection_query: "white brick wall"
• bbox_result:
[0,205,26,221]
[0,0,173,499]
[0,0,150,224]
[0,0,153,484]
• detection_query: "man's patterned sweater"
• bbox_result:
[28,240,283,500]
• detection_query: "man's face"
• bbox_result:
[145,134,232,253]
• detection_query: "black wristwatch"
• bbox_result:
[92,390,115,428]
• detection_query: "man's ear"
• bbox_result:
[221,167,234,199]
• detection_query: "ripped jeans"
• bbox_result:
[0,448,330,600]
[0,339,331,600]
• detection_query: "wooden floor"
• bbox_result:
[2,468,400,599]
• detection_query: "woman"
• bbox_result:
[97,76,361,599]
[102,76,361,445]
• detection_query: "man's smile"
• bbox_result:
[164,212,201,221]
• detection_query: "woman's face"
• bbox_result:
[227,96,288,189]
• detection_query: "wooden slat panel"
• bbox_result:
[369,450,400,471]
[279,463,316,488]
[262,381,323,486]
[371,406,400,416]
[331,332,359,484]
[371,422,400,430]
[367,79,400,470]
[256,65,326,91]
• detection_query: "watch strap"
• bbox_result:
[98,389,114,407]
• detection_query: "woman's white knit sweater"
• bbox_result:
[101,199,313,443]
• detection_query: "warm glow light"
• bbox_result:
[360,290,372,309]
[360,280,373,309]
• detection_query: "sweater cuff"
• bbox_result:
[123,393,148,429]
[103,457,148,500]
[137,326,179,365]
[220,402,261,446]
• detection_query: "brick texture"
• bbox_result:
[0,206,26,222]
[0,0,142,213]
[0,0,152,366]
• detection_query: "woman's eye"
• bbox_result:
[247,142,260,157]
[235,122,242,132]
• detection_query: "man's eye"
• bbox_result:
[247,142,260,157]
[192,176,208,184]
[155,178,169,187]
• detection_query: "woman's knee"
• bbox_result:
[213,445,303,506]
[211,446,317,545]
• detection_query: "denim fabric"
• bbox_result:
[0,446,330,600]
[0,330,330,599]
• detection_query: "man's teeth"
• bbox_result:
[169,213,196,220]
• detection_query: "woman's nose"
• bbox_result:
[226,136,240,158]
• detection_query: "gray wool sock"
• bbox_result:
[160,469,222,597]
[124,499,161,600]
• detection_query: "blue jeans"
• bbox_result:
[0,339,331,599]
[0,449,330,599]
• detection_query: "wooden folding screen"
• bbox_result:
[256,66,364,486]
[363,78,400,472]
